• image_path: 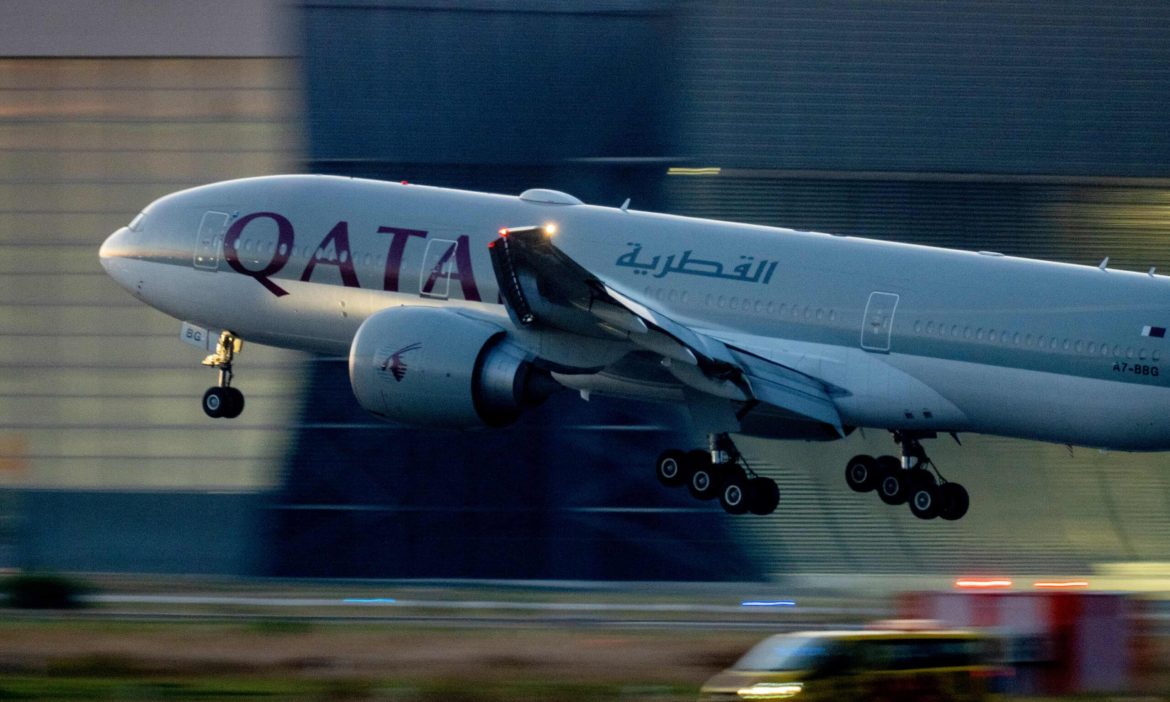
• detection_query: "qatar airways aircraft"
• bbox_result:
[99,175,1170,521]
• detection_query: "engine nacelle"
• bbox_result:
[348,306,555,427]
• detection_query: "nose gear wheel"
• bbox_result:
[200,330,245,419]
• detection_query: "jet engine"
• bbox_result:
[348,306,557,427]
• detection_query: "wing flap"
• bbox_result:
[487,224,844,432]
[728,347,844,433]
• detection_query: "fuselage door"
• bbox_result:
[420,238,458,299]
[194,211,229,271]
[861,291,899,352]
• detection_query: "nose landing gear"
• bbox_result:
[655,433,780,516]
[201,330,245,419]
[845,431,969,521]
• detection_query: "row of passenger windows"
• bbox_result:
[236,239,378,268]
[913,319,1161,362]
[642,284,1161,364]
[644,286,839,322]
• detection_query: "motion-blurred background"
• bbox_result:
[3,0,1170,582]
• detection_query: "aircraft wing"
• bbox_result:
[487,225,844,433]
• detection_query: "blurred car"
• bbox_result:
[699,627,991,701]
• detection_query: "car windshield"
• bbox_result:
[733,635,834,672]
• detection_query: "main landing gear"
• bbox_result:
[200,331,245,419]
[655,433,780,516]
[844,431,969,521]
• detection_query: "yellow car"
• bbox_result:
[700,628,991,701]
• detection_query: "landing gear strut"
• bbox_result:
[655,433,780,516]
[201,331,245,419]
[844,431,969,521]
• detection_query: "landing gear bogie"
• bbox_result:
[656,433,780,516]
[846,431,971,521]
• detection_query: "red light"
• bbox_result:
[401,180,409,185]
[955,578,1013,589]
[498,228,509,237]
[1033,580,1089,589]
[487,241,496,249]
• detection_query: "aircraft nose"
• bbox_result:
[99,226,129,273]
[99,226,138,291]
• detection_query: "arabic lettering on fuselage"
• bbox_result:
[615,243,778,284]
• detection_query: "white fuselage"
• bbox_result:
[100,175,1170,450]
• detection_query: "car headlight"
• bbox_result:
[736,682,803,699]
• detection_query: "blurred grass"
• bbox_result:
[1,677,1166,701]
[0,676,698,701]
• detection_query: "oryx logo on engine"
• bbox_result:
[379,342,422,382]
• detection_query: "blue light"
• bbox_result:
[343,597,398,604]
[741,600,796,608]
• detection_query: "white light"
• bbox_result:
[737,682,803,699]
[544,223,557,236]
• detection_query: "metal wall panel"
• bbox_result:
[0,58,304,492]
[675,1,1170,176]
[303,1,677,166]
[18,491,265,575]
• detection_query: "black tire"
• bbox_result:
[687,455,720,501]
[939,482,970,521]
[748,477,780,515]
[877,468,909,505]
[845,454,877,492]
[908,468,935,488]
[684,449,710,469]
[202,387,227,418]
[655,450,689,487]
[909,482,941,520]
[719,467,750,515]
[223,387,245,419]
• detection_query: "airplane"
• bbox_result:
[99,175,1170,522]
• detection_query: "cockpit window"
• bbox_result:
[128,212,146,231]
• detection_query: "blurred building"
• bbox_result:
[6,0,1170,579]
[0,0,302,573]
